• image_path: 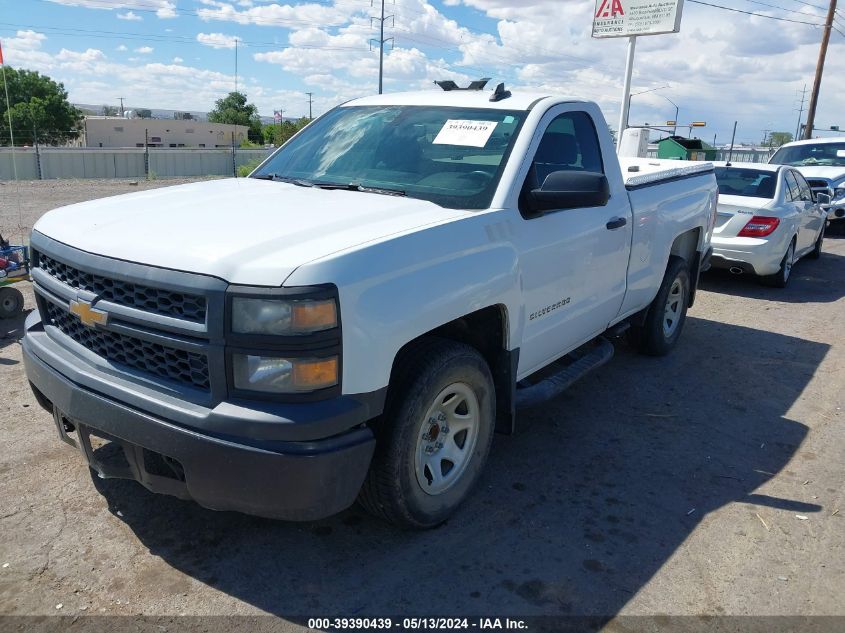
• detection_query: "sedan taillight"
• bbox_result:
[738,216,780,237]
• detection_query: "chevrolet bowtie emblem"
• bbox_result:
[69,300,109,328]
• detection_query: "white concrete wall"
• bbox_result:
[0,148,271,180]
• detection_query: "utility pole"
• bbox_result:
[306,92,313,120]
[804,0,837,139]
[118,97,125,117]
[795,84,807,140]
[370,0,394,94]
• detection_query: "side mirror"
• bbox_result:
[816,192,831,206]
[528,171,610,214]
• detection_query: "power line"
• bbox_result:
[689,0,826,24]
[744,0,823,16]
[0,22,368,51]
[786,0,829,10]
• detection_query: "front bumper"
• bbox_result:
[22,318,378,521]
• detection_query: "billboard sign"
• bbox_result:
[593,0,685,38]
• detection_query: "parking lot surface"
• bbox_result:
[1,180,843,624]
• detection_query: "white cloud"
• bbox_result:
[134,46,154,54]
[116,10,142,21]
[197,1,353,27]
[116,44,128,51]
[173,56,184,63]
[196,32,239,49]
[45,0,176,19]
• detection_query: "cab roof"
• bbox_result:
[779,136,845,148]
[344,89,584,112]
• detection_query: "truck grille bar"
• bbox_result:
[44,300,211,390]
[37,251,207,323]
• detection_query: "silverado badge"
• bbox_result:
[69,300,109,328]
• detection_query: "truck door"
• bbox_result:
[514,108,632,378]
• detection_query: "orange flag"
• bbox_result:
[0,40,4,65]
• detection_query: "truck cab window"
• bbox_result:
[520,111,605,217]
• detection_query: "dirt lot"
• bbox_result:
[1,180,843,626]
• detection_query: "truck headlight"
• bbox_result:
[834,187,845,203]
[231,297,337,335]
[233,354,338,393]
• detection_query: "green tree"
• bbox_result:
[101,105,119,116]
[0,68,83,146]
[262,117,311,146]
[768,132,794,148]
[136,108,152,119]
[208,91,262,142]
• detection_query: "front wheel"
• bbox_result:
[358,338,495,529]
[808,224,825,260]
[628,256,690,357]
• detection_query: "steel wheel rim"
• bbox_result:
[414,382,480,496]
[784,242,795,281]
[663,278,684,338]
[1,294,17,312]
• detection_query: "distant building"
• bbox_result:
[81,117,249,148]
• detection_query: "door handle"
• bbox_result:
[606,217,627,230]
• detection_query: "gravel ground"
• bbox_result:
[0,180,843,627]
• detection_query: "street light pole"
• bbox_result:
[627,86,678,137]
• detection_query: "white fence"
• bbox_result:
[646,148,775,163]
[0,147,272,180]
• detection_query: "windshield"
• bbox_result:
[714,167,777,198]
[252,105,526,209]
[770,142,845,167]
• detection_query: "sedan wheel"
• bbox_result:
[763,240,795,288]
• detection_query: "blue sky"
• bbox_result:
[1,0,844,144]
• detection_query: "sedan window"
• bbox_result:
[714,167,776,198]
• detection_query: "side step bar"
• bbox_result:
[515,338,615,409]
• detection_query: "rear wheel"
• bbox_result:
[808,224,825,260]
[762,239,795,288]
[0,287,24,319]
[628,256,690,357]
[358,338,495,529]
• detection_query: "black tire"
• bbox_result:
[808,224,825,260]
[358,337,495,529]
[628,256,690,357]
[761,238,795,288]
[0,287,24,319]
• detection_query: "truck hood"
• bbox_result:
[34,178,468,286]
[785,166,845,184]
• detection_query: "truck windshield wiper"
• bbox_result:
[252,174,315,187]
[312,182,406,197]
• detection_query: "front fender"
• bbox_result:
[284,213,522,395]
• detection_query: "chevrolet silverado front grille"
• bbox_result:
[37,252,207,323]
[44,300,211,390]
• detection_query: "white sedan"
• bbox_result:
[709,162,829,287]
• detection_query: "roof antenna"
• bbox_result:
[489,82,511,102]
[435,78,491,92]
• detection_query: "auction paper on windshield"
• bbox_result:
[433,120,498,148]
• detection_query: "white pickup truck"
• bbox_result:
[769,137,845,222]
[22,83,717,528]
